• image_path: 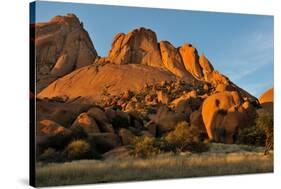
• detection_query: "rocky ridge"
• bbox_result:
[34,14,273,160]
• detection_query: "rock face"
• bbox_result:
[35,14,98,92]
[36,21,256,103]
[159,41,194,80]
[199,53,214,76]
[259,88,274,113]
[201,91,253,143]
[108,28,163,68]
[179,43,203,79]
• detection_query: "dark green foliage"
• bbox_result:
[256,113,273,154]
[237,112,273,154]
[237,126,265,146]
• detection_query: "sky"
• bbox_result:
[32,1,274,98]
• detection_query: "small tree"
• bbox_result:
[256,113,273,155]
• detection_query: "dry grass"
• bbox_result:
[35,143,273,187]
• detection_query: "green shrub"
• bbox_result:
[237,126,265,146]
[130,136,161,158]
[65,140,92,160]
[237,112,273,154]
[256,112,273,154]
[165,121,209,153]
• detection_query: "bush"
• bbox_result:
[130,136,161,158]
[65,140,92,160]
[237,126,265,146]
[237,112,273,154]
[165,121,209,153]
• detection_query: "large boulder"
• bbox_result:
[87,107,108,123]
[201,91,245,143]
[35,14,98,92]
[37,119,71,136]
[259,88,273,113]
[107,27,163,68]
[88,133,121,153]
[71,112,100,133]
[151,107,186,133]
[36,98,92,128]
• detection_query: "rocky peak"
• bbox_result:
[35,13,98,92]
[49,13,81,27]
[199,53,214,75]
[179,43,203,79]
[159,40,194,80]
[35,15,257,104]
[108,27,163,68]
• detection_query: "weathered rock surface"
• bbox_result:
[199,53,214,75]
[35,14,98,92]
[202,91,252,143]
[151,107,186,133]
[159,41,194,80]
[37,119,71,136]
[108,28,163,68]
[179,43,203,79]
[88,133,121,153]
[71,112,100,133]
[37,63,177,101]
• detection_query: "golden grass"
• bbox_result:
[36,144,273,187]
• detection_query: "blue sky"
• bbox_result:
[32,1,274,97]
